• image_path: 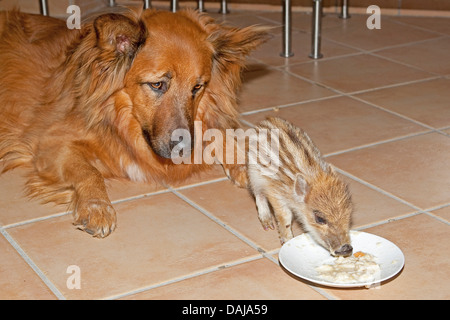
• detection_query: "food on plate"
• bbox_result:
[315,251,381,284]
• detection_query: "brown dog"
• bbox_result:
[0,9,269,237]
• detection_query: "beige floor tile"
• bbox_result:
[430,205,450,223]
[321,15,439,51]
[391,16,450,36]
[322,214,450,299]
[341,176,416,229]
[168,164,227,189]
[239,67,335,112]
[106,178,167,202]
[7,193,257,299]
[0,169,68,226]
[328,133,450,210]
[250,30,358,67]
[355,78,450,129]
[243,96,428,155]
[286,54,433,93]
[0,235,56,299]
[124,258,325,300]
[211,11,281,29]
[375,37,450,75]
[178,180,286,252]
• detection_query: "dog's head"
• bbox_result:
[105,10,269,159]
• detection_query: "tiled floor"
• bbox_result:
[1,7,450,300]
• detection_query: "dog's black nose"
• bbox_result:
[334,244,353,256]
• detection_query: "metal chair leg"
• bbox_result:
[219,0,229,14]
[309,0,323,59]
[170,0,179,12]
[197,0,206,12]
[39,0,48,16]
[109,0,115,7]
[144,0,152,9]
[281,0,293,57]
[339,0,351,19]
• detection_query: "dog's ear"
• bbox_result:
[208,25,271,68]
[94,13,147,58]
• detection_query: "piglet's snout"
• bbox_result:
[334,244,353,257]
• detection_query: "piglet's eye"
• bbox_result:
[313,210,327,225]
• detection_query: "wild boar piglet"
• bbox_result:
[247,117,353,256]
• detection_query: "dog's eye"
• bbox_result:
[192,84,203,96]
[151,82,162,89]
[148,82,167,93]
[313,210,327,225]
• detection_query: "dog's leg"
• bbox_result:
[222,163,248,188]
[216,130,249,188]
[69,166,117,238]
[38,142,117,237]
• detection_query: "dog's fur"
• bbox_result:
[0,9,269,237]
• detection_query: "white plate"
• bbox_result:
[279,231,404,288]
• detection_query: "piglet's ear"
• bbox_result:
[294,174,309,202]
[94,13,147,58]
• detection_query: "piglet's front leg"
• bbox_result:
[266,194,294,245]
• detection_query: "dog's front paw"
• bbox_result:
[73,199,117,238]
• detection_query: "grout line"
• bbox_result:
[368,34,447,55]
[422,211,450,226]
[354,211,424,231]
[3,188,173,230]
[170,187,267,255]
[239,94,341,117]
[0,228,66,300]
[386,17,450,38]
[323,130,434,158]
[368,51,440,77]
[107,254,265,300]
[346,75,443,97]
[168,176,228,191]
[3,211,72,230]
[239,118,256,128]
[333,167,450,227]
[333,167,424,212]
[282,57,442,99]
[348,92,450,137]
[110,187,171,204]
[424,203,450,213]
[169,186,313,291]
